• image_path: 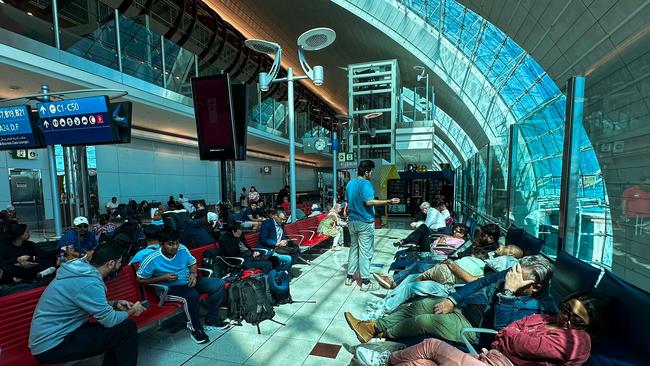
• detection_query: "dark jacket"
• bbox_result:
[0,239,57,283]
[219,232,251,258]
[449,269,558,330]
[257,219,287,249]
[180,220,217,247]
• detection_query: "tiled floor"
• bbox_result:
[77,225,411,366]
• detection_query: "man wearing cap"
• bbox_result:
[58,216,98,260]
[308,204,324,217]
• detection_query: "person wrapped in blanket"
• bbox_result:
[353,291,610,366]
[363,244,523,320]
[317,203,345,251]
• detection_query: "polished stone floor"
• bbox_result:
[75,224,410,366]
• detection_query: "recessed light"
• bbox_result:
[27,12,33,16]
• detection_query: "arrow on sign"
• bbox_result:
[39,106,46,114]
[43,120,49,128]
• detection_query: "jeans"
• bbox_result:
[382,274,454,314]
[272,253,293,271]
[376,297,474,342]
[34,320,138,366]
[393,260,438,284]
[403,224,433,252]
[347,221,375,280]
[168,277,225,331]
[390,256,418,271]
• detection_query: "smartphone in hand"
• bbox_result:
[140,300,150,309]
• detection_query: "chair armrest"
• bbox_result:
[296,230,316,240]
[148,283,170,307]
[216,256,245,267]
[197,267,213,277]
[254,248,270,255]
[287,234,305,245]
[461,327,498,356]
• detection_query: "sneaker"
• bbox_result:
[372,273,394,289]
[37,267,56,278]
[331,245,342,251]
[204,319,231,331]
[345,276,354,286]
[355,347,390,366]
[296,256,312,265]
[392,240,403,247]
[360,282,379,292]
[190,329,210,344]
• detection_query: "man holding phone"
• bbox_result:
[256,208,297,270]
[30,243,145,366]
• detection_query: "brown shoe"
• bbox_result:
[344,312,377,343]
[372,273,395,289]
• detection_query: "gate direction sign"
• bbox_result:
[37,96,115,146]
[0,105,42,150]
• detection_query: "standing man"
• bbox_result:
[345,160,400,291]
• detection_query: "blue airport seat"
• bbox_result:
[587,270,650,365]
[549,251,601,301]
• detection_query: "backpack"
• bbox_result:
[110,222,144,261]
[267,269,292,305]
[228,274,275,330]
[203,247,231,278]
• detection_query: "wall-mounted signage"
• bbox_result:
[0,105,43,150]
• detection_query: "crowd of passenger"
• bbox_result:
[0,186,348,365]
[0,162,615,366]
[341,160,612,366]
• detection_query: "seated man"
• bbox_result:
[220,221,278,273]
[136,230,226,344]
[240,202,264,230]
[29,244,146,365]
[58,216,98,260]
[256,208,296,270]
[0,222,58,283]
[345,255,556,344]
[255,200,269,219]
[392,200,451,255]
[105,196,119,215]
[364,245,524,320]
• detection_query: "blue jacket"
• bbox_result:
[449,269,558,330]
[257,219,287,249]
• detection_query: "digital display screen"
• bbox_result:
[0,105,43,150]
[37,96,116,146]
[191,75,237,161]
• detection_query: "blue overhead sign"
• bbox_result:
[37,96,116,146]
[0,105,40,150]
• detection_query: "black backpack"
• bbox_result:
[228,274,275,331]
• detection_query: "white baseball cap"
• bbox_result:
[207,212,218,223]
[73,216,89,226]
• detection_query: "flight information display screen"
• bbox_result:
[37,96,116,146]
[0,105,42,150]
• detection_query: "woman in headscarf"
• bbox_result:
[317,203,344,251]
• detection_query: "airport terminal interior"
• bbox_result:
[1,0,649,365]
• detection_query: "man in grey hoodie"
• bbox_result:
[29,243,146,365]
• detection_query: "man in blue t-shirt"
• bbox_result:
[58,216,98,259]
[345,160,400,291]
[136,230,225,344]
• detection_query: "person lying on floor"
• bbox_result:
[346,255,556,344]
[364,245,524,320]
[353,291,610,366]
[376,224,501,290]
[390,223,471,271]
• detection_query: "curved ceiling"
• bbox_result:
[204,0,489,156]
[458,0,650,89]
